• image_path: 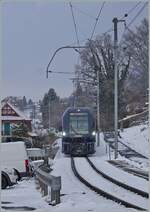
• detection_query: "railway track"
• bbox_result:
[71,157,147,211]
[86,157,148,198]
[108,160,149,181]
[103,132,148,159]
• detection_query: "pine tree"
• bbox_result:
[22,96,27,108]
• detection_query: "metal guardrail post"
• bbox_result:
[35,167,61,205]
[51,176,61,204]
[51,189,61,205]
[109,144,111,160]
[120,120,124,132]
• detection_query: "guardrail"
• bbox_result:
[35,166,61,205]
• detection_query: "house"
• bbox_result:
[1,102,32,137]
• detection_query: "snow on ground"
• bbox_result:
[2,157,139,212]
[120,124,149,158]
[1,178,50,211]
[1,124,149,212]
[118,124,149,171]
[89,157,148,193]
[45,150,142,212]
[74,157,148,210]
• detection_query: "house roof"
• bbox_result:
[28,132,38,137]
[1,102,31,121]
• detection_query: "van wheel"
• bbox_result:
[14,169,21,181]
[2,175,8,189]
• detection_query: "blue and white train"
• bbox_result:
[62,107,96,156]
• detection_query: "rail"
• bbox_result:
[86,157,148,198]
[71,157,147,211]
[108,160,149,181]
[35,166,61,205]
[103,132,148,159]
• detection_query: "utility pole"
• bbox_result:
[32,103,36,129]
[113,17,118,159]
[97,68,100,146]
[113,17,126,159]
[89,42,101,147]
[49,100,51,130]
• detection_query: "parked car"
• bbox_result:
[1,142,31,179]
[2,167,18,189]
[30,159,44,173]
[26,148,45,161]
[2,136,33,148]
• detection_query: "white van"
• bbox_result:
[1,142,30,178]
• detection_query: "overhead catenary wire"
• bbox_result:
[69,2,80,47]
[46,2,148,78]
[71,4,96,20]
[90,2,105,40]
[69,2,142,48]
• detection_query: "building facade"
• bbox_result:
[1,102,32,136]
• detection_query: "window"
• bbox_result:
[69,113,89,135]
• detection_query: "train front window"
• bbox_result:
[69,113,89,135]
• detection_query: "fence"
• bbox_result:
[35,165,61,205]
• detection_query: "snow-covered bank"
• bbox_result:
[120,124,149,158]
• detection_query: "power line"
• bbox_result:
[69,2,140,46]
[127,2,148,27]
[72,5,96,20]
[103,2,143,39]
[120,1,142,19]
[90,2,105,40]
[69,2,80,46]
[49,71,74,74]
[103,27,113,36]
[69,2,141,45]
[119,2,148,45]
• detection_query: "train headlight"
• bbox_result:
[62,131,66,136]
[92,131,96,136]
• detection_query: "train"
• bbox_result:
[62,107,96,156]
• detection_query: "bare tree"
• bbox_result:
[123,18,148,111]
[76,34,130,130]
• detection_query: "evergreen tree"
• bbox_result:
[41,89,60,129]
[22,96,27,108]
[11,123,29,137]
[28,99,33,105]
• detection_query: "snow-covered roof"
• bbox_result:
[1,101,31,121]
[1,116,29,121]
[28,132,38,137]
[119,109,148,122]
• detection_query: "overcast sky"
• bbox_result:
[1,1,148,101]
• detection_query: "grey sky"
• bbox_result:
[2,1,148,101]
